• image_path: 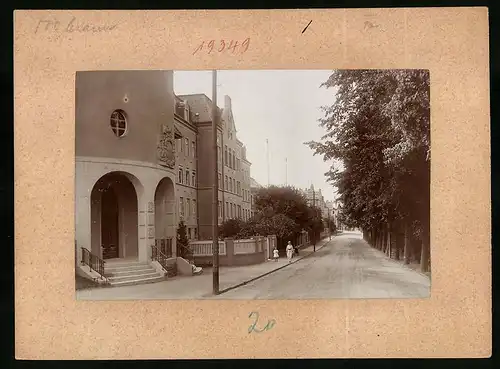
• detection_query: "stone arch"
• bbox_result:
[90,171,142,260]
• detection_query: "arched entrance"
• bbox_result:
[90,172,139,260]
[154,177,175,257]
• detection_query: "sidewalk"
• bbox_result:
[76,237,333,300]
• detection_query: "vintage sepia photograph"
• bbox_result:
[75,69,431,300]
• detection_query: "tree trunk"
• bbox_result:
[394,230,400,260]
[403,222,410,264]
[420,237,430,273]
[386,223,391,256]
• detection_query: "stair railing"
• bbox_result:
[80,247,108,283]
[151,244,169,272]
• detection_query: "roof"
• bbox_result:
[250,177,263,188]
[177,94,222,123]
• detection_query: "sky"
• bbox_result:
[174,70,340,202]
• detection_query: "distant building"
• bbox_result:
[301,185,330,218]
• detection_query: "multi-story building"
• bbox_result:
[301,185,328,215]
[75,70,255,268]
[177,94,253,240]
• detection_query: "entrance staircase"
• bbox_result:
[104,259,166,287]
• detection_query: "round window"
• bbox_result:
[110,110,127,137]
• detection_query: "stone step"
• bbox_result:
[108,272,161,283]
[107,268,158,278]
[104,260,150,268]
[108,275,166,287]
[105,264,152,273]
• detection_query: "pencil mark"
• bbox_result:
[34,16,118,34]
[248,311,276,333]
[302,20,313,34]
[364,21,379,30]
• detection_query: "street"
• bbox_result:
[211,231,430,299]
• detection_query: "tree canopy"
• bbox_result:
[305,69,430,270]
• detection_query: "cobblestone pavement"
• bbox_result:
[210,231,430,299]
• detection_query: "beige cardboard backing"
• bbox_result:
[14,8,491,359]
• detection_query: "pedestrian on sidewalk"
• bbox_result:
[273,247,279,262]
[286,241,294,263]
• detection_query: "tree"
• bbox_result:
[219,218,245,239]
[307,206,324,249]
[305,69,430,271]
[176,220,189,258]
[327,218,337,234]
[254,185,311,234]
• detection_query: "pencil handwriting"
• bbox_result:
[34,16,118,34]
[248,311,276,333]
[193,38,251,55]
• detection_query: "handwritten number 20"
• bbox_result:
[248,311,276,333]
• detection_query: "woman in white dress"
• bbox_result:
[286,241,294,263]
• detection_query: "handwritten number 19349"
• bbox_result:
[193,38,250,55]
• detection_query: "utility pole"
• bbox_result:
[266,138,270,187]
[212,70,219,295]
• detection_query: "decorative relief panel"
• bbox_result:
[157,124,175,168]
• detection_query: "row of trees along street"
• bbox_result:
[218,185,335,251]
[306,70,431,272]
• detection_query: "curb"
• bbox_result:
[217,237,333,296]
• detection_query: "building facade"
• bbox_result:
[75,71,255,266]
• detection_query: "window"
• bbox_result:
[187,199,191,217]
[192,171,196,187]
[188,228,192,239]
[238,205,241,218]
[233,179,236,193]
[237,181,241,195]
[185,138,189,156]
[193,228,197,239]
[178,167,183,183]
[218,201,222,217]
[185,169,190,186]
[232,150,236,169]
[217,146,221,165]
[110,110,127,137]
[193,200,196,217]
[225,175,228,191]
[224,145,228,165]
[218,173,221,188]
[226,202,229,216]
[192,141,196,157]
[180,197,184,217]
